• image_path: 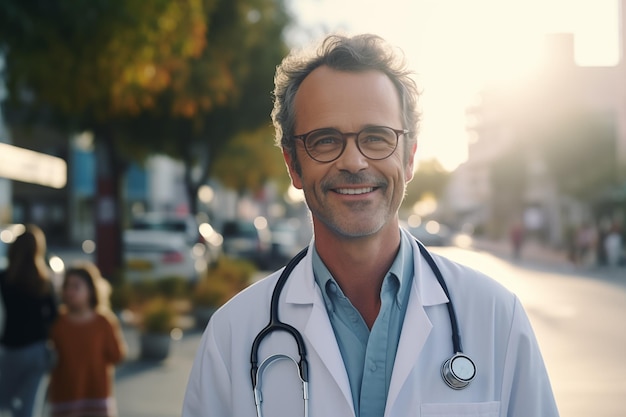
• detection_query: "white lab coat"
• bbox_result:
[183,231,559,417]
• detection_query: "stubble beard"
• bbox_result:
[306,186,394,239]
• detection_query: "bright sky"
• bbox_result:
[287,0,622,170]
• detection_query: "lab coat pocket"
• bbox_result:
[421,401,500,417]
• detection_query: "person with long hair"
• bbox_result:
[0,224,59,417]
[47,261,127,417]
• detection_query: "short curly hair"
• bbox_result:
[271,33,421,170]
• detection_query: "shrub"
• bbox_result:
[191,256,256,309]
[140,297,176,334]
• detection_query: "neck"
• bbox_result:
[314,222,401,327]
[67,307,95,322]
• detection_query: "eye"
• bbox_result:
[307,129,343,148]
[360,127,395,145]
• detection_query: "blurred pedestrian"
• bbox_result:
[47,262,126,417]
[604,223,623,267]
[0,224,59,417]
[509,221,525,260]
[574,222,597,266]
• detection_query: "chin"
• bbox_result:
[329,220,386,239]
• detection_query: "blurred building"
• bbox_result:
[446,3,626,246]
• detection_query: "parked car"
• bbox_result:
[124,213,210,282]
[267,220,306,270]
[220,219,272,268]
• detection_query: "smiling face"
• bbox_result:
[284,66,416,239]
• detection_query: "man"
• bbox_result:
[183,34,559,417]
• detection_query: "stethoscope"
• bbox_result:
[250,239,476,417]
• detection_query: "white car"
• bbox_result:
[124,214,210,282]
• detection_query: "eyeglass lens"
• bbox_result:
[304,126,399,162]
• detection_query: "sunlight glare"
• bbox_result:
[288,0,620,171]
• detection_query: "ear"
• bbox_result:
[283,148,303,189]
[405,141,418,182]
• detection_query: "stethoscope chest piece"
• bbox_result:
[441,353,476,390]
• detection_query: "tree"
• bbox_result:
[128,0,290,214]
[403,159,450,210]
[1,0,211,279]
[0,0,291,280]
[212,125,290,197]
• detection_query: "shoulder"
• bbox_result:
[95,310,121,328]
[426,250,518,310]
[423,251,526,341]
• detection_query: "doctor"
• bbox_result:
[182,33,559,417]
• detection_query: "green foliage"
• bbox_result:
[0,0,209,125]
[403,159,451,209]
[212,125,290,195]
[140,297,176,334]
[192,256,256,308]
[109,282,134,312]
[110,277,191,312]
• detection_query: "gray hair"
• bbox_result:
[271,34,421,167]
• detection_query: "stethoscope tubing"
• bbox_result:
[250,247,309,389]
[416,242,464,353]
[249,237,475,414]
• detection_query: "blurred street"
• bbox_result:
[114,326,201,417]
[46,238,625,417]
[1,3,624,417]
[432,240,626,417]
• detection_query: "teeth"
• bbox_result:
[336,187,374,195]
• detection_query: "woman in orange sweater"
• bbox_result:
[48,262,126,417]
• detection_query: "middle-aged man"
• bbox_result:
[182,33,560,417]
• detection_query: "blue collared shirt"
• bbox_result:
[312,231,414,417]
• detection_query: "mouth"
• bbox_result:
[334,187,376,195]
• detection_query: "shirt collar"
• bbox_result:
[311,230,414,309]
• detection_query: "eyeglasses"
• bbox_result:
[293,126,409,163]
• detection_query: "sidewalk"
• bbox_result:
[114,324,203,417]
[470,237,625,287]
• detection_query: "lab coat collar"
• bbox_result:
[282,232,451,416]
[283,230,449,306]
[404,228,450,307]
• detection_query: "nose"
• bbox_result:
[335,136,368,172]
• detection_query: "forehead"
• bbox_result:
[64,273,88,286]
[294,66,402,132]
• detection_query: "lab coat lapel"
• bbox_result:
[386,236,449,413]
[284,250,355,415]
[386,283,433,410]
